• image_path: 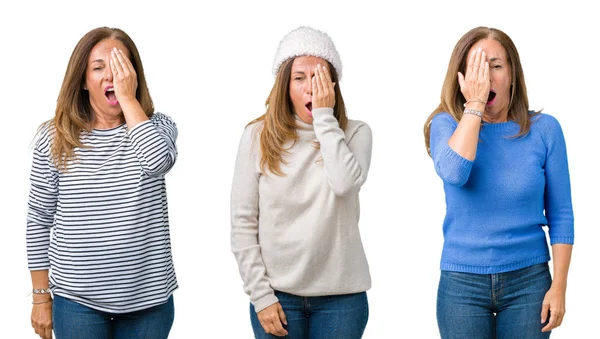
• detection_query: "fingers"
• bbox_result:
[278,304,288,326]
[33,322,52,339]
[484,60,490,83]
[466,48,475,77]
[110,50,124,77]
[311,63,335,109]
[111,48,130,78]
[540,300,550,324]
[457,72,465,88]
[114,48,135,74]
[319,63,333,89]
[259,317,288,337]
[541,308,565,332]
[44,327,53,339]
[258,303,289,337]
[542,311,557,332]
[471,48,481,80]
[478,51,486,80]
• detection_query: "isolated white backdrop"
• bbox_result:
[1,0,597,338]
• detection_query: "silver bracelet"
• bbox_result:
[32,288,52,294]
[463,108,483,118]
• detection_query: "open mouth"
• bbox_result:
[487,90,496,105]
[305,102,313,116]
[105,86,118,105]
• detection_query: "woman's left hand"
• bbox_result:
[312,63,336,109]
[110,47,138,103]
[541,285,566,332]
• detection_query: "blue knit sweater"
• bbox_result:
[429,112,574,274]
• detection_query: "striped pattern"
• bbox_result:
[27,113,178,313]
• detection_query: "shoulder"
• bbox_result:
[531,112,562,130]
[34,121,56,150]
[242,119,264,138]
[237,120,264,153]
[431,112,457,126]
[530,112,564,137]
[530,112,566,146]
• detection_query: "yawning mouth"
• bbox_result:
[305,102,313,116]
[105,86,118,106]
[487,89,497,105]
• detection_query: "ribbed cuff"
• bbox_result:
[550,236,574,245]
[252,293,280,313]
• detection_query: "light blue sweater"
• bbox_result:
[429,112,574,274]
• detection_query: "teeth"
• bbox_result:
[107,88,114,92]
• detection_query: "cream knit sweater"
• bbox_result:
[231,108,372,312]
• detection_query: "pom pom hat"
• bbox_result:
[272,26,343,80]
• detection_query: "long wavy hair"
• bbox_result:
[423,26,536,156]
[249,57,348,176]
[47,27,154,171]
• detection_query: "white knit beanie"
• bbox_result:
[272,26,342,80]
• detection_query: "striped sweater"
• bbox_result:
[26,112,178,313]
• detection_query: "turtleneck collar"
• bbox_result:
[293,115,317,141]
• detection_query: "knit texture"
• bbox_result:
[231,108,371,312]
[429,112,574,274]
[272,26,342,79]
[26,113,178,313]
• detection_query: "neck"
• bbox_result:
[483,109,508,123]
[93,112,125,129]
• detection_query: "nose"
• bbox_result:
[105,65,113,82]
[307,76,313,94]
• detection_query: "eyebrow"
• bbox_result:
[89,59,105,64]
[490,57,503,62]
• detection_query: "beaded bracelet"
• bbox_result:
[32,300,52,305]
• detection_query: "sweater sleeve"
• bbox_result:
[128,113,178,177]
[26,128,58,270]
[541,115,574,244]
[311,108,372,196]
[429,113,474,186]
[230,124,278,313]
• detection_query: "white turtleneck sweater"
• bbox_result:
[230,107,372,312]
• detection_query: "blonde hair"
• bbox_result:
[423,26,537,156]
[249,57,347,176]
[47,27,153,171]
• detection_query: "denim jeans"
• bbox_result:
[250,290,369,339]
[437,262,552,339]
[52,295,174,339]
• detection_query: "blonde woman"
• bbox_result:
[231,26,371,338]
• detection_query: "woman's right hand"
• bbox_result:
[458,47,490,106]
[31,301,52,339]
[257,302,288,337]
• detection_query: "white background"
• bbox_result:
[1,0,598,338]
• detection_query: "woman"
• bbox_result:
[27,27,178,339]
[231,26,371,338]
[424,26,574,338]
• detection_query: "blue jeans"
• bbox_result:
[52,295,174,339]
[250,291,368,339]
[437,263,552,339]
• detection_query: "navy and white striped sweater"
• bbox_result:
[27,112,178,313]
